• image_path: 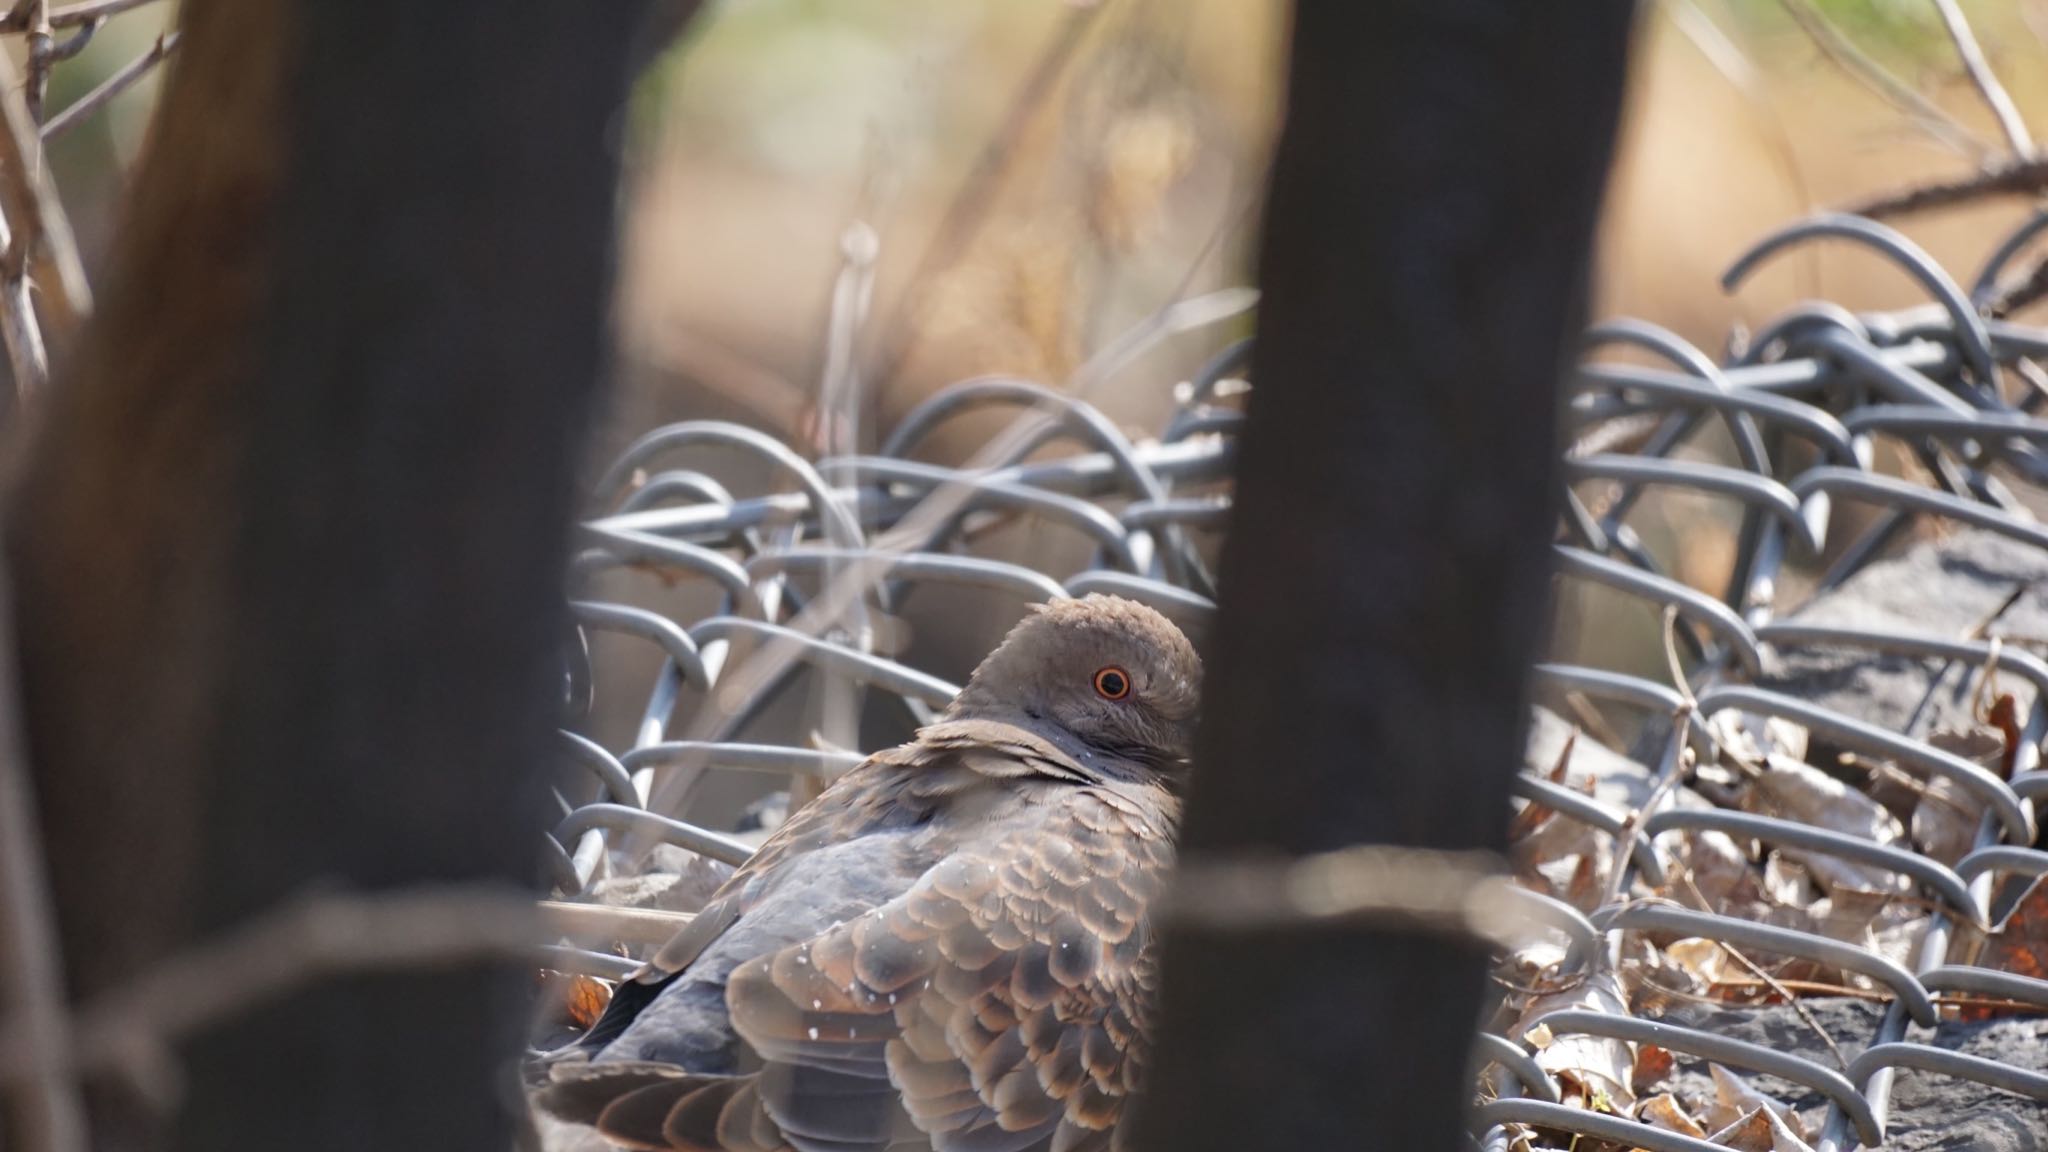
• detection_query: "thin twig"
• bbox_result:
[40,28,170,140]
[23,0,51,123]
[1561,689,1627,752]
[0,0,160,32]
[0,273,47,396]
[1719,946,1850,1068]
[1674,871,1849,1071]
[0,569,89,1151]
[1988,250,2048,317]
[1668,0,1818,291]
[0,885,540,1097]
[1845,155,2048,219]
[1597,608,1698,911]
[1965,583,2029,643]
[1931,0,2032,158]
[0,49,90,345]
[1777,0,1991,159]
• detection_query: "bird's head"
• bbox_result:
[947,594,1203,774]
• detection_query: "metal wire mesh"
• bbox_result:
[546,209,2048,1149]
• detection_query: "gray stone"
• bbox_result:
[1764,529,2048,741]
[1658,998,2047,1150]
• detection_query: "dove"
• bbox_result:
[537,594,1202,1152]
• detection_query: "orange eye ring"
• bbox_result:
[1093,666,1131,701]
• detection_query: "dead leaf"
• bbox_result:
[1987,692,2021,779]
[1703,1064,1807,1140]
[535,970,615,1032]
[1711,1109,1773,1151]
[1509,728,1576,842]
[1745,756,1908,896]
[1666,937,1734,989]
[1565,850,1604,911]
[1659,827,1758,910]
[1762,851,1815,908]
[1632,1043,1676,1096]
[1638,1092,1708,1137]
[1979,875,2048,985]
[1707,1106,1815,1152]
[1914,730,1998,867]
[565,973,612,1029]
[1516,971,1637,1114]
[1710,711,1808,769]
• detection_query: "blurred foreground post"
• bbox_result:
[1138,3,1634,1149]
[6,1,641,1148]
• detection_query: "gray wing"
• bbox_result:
[538,723,1167,1152]
[548,786,1174,1152]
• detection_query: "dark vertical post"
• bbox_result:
[7,1,645,1148]
[1138,3,1634,1150]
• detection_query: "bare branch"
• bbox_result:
[1845,154,2048,218]
[0,275,47,393]
[0,48,91,353]
[0,886,540,1092]
[1932,0,2033,157]
[0,0,160,33]
[1986,250,2048,316]
[0,570,87,1152]
[41,30,178,141]
[1670,0,1815,216]
[1777,0,1991,159]
[23,1,51,123]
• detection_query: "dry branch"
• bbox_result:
[0,0,159,33]
[0,886,540,1096]
[0,571,85,1152]
[1846,155,2048,219]
[1778,0,1989,158]
[1932,0,2032,158]
[0,50,87,305]
[42,30,177,141]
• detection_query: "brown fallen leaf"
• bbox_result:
[1509,727,1576,842]
[1518,971,1638,1114]
[1631,1043,1676,1096]
[1665,936,1733,989]
[1709,711,1809,769]
[1565,850,1605,912]
[1703,1064,1807,1140]
[1987,692,2022,779]
[1915,727,2001,867]
[1745,756,1908,896]
[536,970,615,1031]
[1707,1105,1815,1152]
[1762,851,1816,909]
[1638,1091,1708,1138]
[565,973,613,1029]
[1664,827,1757,910]
[1977,875,2048,988]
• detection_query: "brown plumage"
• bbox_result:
[536,595,1202,1152]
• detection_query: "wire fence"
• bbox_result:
[544,207,2048,1150]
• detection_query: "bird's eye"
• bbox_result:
[1093,666,1131,700]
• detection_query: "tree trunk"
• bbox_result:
[1137,3,1635,1149]
[7,1,646,1147]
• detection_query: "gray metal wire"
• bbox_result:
[548,208,2048,1149]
